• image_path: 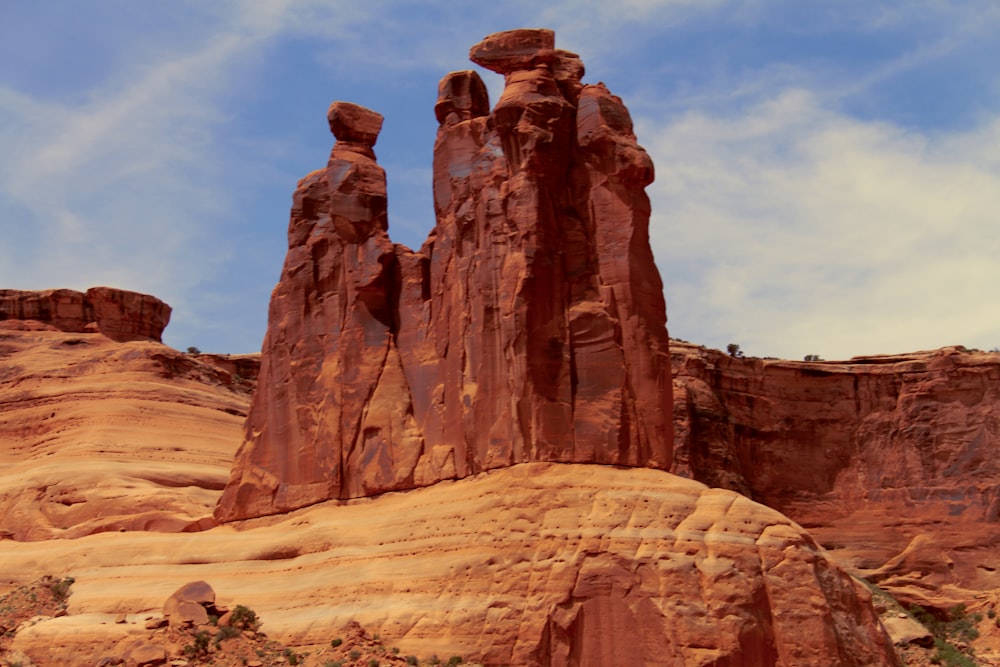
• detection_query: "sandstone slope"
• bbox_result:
[0,323,255,541]
[3,463,899,667]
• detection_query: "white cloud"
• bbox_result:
[1,1,997,357]
[642,90,1000,359]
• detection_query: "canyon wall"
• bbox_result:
[216,29,672,521]
[671,341,1000,608]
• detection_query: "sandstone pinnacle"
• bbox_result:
[216,28,673,521]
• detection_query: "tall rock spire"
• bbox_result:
[216,29,672,522]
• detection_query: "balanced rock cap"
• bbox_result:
[469,28,555,74]
[434,70,490,125]
[327,101,384,146]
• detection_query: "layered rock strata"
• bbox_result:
[217,29,672,520]
[671,342,1000,609]
[0,287,171,342]
[0,327,252,540]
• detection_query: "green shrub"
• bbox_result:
[349,650,361,660]
[49,577,74,602]
[405,656,419,665]
[331,637,343,647]
[930,638,976,667]
[183,630,212,658]
[447,657,463,666]
[214,624,241,646]
[230,604,260,631]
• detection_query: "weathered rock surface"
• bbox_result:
[0,327,253,540]
[671,341,1000,610]
[0,287,171,342]
[217,29,672,521]
[880,614,934,648]
[3,463,900,666]
[162,581,216,627]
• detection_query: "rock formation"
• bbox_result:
[0,287,171,342]
[3,463,901,667]
[217,29,672,521]
[671,341,1000,610]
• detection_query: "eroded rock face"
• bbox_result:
[671,341,1000,610]
[0,287,171,342]
[217,29,672,521]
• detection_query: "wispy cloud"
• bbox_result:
[0,1,375,349]
[1,1,997,358]
[643,90,1000,359]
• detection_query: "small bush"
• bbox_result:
[49,577,74,602]
[447,657,463,666]
[368,661,379,667]
[406,656,419,666]
[284,648,300,666]
[324,662,344,667]
[930,638,976,667]
[183,630,212,658]
[186,346,202,355]
[214,624,241,646]
[230,604,260,631]
[331,637,343,647]
[349,650,361,660]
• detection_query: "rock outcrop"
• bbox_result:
[217,29,672,521]
[671,341,1000,610]
[0,287,171,342]
[3,463,901,667]
[0,327,252,541]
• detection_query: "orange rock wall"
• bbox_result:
[671,342,1000,606]
[217,30,672,521]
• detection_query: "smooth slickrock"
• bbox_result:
[880,615,934,648]
[3,463,900,667]
[670,341,1000,611]
[0,287,171,342]
[0,327,254,541]
[217,29,672,521]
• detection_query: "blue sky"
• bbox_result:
[1,1,998,360]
